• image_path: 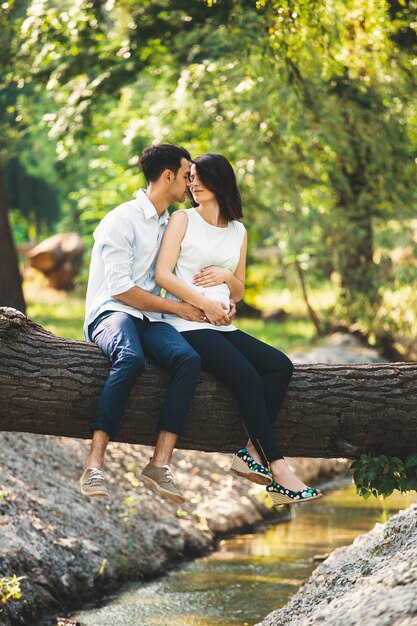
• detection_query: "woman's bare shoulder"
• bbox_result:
[169,209,191,223]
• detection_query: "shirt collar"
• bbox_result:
[134,189,169,224]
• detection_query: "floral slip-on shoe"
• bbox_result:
[230,448,273,486]
[266,480,322,506]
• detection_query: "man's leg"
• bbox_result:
[139,321,201,503]
[152,430,179,467]
[140,430,186,504]
[141,321,201,437]
[80,430,110,498]
[80,312,146,498]
[85,430,110,469]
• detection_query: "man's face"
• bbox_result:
[169,158,191,203]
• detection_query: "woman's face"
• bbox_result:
[189,164,216,204]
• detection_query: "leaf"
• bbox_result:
[405,453,417,469]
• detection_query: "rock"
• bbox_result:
[261,308,288,323]
[236,300,263,318]
[256,504,417,626]
[291,332,388,365]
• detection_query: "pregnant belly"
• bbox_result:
[202,284,231,310]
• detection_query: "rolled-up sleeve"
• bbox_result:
[97,216,136,296]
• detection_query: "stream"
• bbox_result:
[71,480,416,626]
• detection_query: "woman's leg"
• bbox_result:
[222,330,293,424]
[181,329,283,463]
[220,330,316,494]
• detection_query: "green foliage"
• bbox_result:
[2,0,417,348]
[0,575,24,610]
[3,158,61,239]
[351,453,417,499]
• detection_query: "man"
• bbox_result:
[81,144,231,504]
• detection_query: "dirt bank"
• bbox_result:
[0,436,347,626]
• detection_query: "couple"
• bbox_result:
[80,144,321,507]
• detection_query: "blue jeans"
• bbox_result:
[89,311,201,439]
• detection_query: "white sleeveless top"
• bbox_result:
[163,208,246,332]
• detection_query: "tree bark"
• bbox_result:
[0,173,26,313]
[294,257,322,336]
[0,307,416,459]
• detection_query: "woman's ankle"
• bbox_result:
[270,459,308,491]
[245,443,263,466]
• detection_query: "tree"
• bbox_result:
[149,0,417,330]
[0,0,248,295]
[0,182,26,312]
[2,0,416,339]
[0,1,31,312]
[1,308,416,459]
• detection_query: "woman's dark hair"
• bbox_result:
[191,153,243,221]
[140,144,191,183]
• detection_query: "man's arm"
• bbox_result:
[228,299,237,322]
[112,286,205,322]
[98,213,204,322]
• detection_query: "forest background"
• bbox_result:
[1,0,417,356]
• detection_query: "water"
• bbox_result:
[72,481,416,626]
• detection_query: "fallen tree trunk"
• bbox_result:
[27,232,84,290]
[0,307,416,458]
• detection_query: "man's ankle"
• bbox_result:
[150,456,171,468]
[85,458,104,469]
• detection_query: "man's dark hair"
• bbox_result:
[140,144,191,183]
[192,153,243,221]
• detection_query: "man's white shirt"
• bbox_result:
[84,189,169,340]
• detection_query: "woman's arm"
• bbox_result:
[193,229,247,302]
[155,212,230,325]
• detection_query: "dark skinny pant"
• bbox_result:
[89,311,201,439]
[181,329,293,466]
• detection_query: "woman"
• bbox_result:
[155,153,321,505]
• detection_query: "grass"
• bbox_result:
[234,318,317,354]
[27,300,86,341]
[25,270,86,341]
[246,264,338,317]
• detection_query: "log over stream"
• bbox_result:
[0,307,416,458]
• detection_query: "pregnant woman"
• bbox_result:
[155,153,321,505]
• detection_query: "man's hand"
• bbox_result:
[176,300,231,326]
[177,302,207,322]
[201,299,231,326]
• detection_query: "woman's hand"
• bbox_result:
[193,266,232,288]
[202,298,230,326]
[228,299,237,322]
